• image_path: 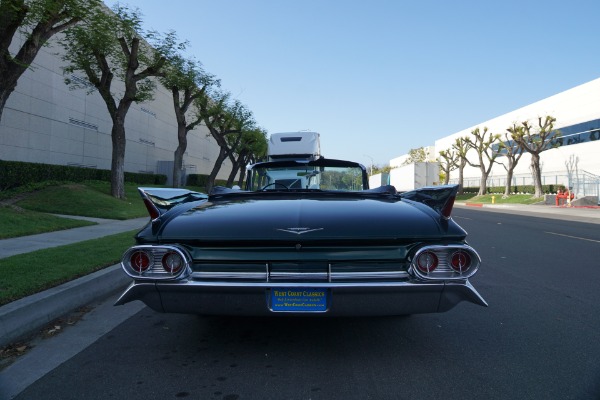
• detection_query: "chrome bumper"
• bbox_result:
[115,280,487,316]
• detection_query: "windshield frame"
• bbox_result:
[244,158,370,192]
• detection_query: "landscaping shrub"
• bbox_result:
[186,174,228,189]
[0,160,166,191]
[460,184,567,195]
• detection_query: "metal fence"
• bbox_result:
[572,170,600,198]
[449,170,600,198]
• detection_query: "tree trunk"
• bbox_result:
[530,152,543,197]
[237,165,246,188]
[226,162,239,187]
[109,99,132,199]
[0,8,33,123]
[503,168,514,198]
[110,121,126,199]
[206,147,228,194]
[227,150,249,187]
[458,163,465,194]
[172,126,187,188]
[478,172,487,196]
[0,1,79,123]
[0,89,11,122]
[173,144,185,188]
[0,56,22,121]
[0,34,30,121]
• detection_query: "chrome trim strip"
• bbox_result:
[192,272,267,280]
[269,272,329,280]
[159,280,437,288]
[331,271,409,280]
[190,270,409,281]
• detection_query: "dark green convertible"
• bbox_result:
[116,157,486,316]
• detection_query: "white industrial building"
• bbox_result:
[375,78,600,199]
[0,33,228,186]
[436,77,600,198]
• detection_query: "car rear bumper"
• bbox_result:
[115,280,487,316]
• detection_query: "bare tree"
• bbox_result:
[61,5,171,198]
[451,137,469,194]
[0,0,101,121]
[565,154,579,195]
[463,127,502,195]
[501,124,526,197]
[158,52,220,187]
[438,148,458,185]
[510,116,559,198]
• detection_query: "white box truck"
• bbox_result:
[268,132,321,161]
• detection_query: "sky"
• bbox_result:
[107,0,600,167]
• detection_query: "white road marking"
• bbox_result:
[544,231,600,244]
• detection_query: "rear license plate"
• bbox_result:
[270,288,328,312]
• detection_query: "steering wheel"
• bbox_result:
[261,182,290,190]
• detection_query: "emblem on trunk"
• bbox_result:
[276,227,324,235]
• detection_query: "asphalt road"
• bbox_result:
[4,208,600,400]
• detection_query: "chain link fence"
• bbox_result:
[450,170,600,198]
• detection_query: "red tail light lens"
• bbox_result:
[162,251,184,274]
[122,246,190,279]
[450,251,471,273]
[130,251,151,272]
[411,245,480,280]
[416,251,438,273]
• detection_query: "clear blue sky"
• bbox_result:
[107,0,600,167]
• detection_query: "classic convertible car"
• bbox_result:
[115,147,487,316]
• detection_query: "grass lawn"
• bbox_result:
[463,194,544,204]
[0,181,210,305]
[15,181,148,220]
[0,230,137,306]
[0,207,96,239]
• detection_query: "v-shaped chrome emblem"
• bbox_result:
[276,227,324,235]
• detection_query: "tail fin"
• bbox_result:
[399,185,459,219]
[138,188,207,219]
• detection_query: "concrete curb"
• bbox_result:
[0,264,129,348]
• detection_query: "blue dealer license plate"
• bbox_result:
[270,288,328,312]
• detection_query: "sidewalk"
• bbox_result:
[0,216,149,347]
[455,202,600,224]
[0,216,149,259]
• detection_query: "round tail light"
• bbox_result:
[416,251,438,273]
[450,250,471,273]
[130,250,151,273]
[162,251,184,274]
